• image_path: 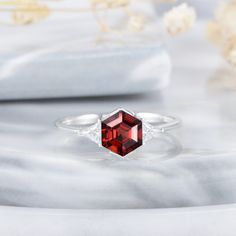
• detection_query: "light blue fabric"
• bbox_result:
[0,45,170,100]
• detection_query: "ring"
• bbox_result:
[56,108,181,157]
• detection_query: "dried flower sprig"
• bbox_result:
[0,0,196,39]
[92,0,196,35]
[91,0,148,34]
[0,0,50,25]
[207,0,236,67]
[12,1,50,25]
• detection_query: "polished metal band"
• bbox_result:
[56,112,181,135]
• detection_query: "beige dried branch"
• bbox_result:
[91,0,130,9]
[12,2,50,25]
[90,0,146,34]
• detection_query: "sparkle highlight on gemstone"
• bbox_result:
[101,110,143,157]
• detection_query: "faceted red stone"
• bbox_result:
[101,110,143,157]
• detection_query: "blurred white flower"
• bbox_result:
[215,2,236,37]
[127,14,146,32]
[163,3,196,36]
[207,0,236,67]
[222,37,236,66]
[207,21,222,45]
[227,49,236,66]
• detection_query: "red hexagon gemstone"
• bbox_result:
[101,110,143,156]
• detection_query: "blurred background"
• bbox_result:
[0,0,236,235]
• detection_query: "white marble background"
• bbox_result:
[0,20,236,235]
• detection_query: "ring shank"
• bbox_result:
[137,113,181,132]
[56,114,99,133]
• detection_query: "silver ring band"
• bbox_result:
[56,113,180,133]
[56,109,181,157]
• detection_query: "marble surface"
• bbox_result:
[0,23,236,235]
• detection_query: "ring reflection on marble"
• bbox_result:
[56,108,181,157]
